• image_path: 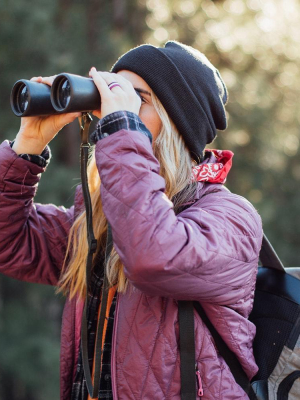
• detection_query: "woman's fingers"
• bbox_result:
[99,72,124,93]
[42,75,57,86]
[89,69,137,99]
[89,68,112,98]
[58,112,82,125]
[30,76,43,82]
[88,69,141,119]
[97,71,137,97]
[109,73,135,92]
[98,71,127,90]
[30,75,57,86]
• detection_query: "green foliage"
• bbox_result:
[0,276,63,399]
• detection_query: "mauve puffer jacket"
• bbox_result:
[0,129,263,399]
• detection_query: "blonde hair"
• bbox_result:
[56,90,196,300]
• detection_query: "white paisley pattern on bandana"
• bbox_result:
[191,149,234,184]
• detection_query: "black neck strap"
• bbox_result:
[79,113,113,398]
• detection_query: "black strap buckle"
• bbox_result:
[89,238,97,253]
[79,112,93,146]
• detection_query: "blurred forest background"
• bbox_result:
[0,0,299,398]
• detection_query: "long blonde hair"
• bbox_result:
[56,90,196,300]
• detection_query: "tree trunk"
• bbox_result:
[112,0,127,31]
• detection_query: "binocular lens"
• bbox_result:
[57,79,71,109]
[17,84,29,114]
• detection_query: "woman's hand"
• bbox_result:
[88,68,141,120]
[12,76,81,155]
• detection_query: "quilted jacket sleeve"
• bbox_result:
[0,140,74,286]
[96,129,263,305]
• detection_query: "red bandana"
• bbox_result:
[191,150,234,184]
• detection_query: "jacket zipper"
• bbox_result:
[196,365,204,397]
[111,293,120,400]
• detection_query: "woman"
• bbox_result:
[0,41,263,399]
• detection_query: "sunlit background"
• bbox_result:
[0,0,299,398]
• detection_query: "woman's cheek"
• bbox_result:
[139,108,162,141]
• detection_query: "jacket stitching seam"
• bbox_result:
[139,316,167,398]
[145,297,177,359]
[199,319,224,399]
[165,351,179,398]
[119,293,143,365]
[195,311,206,361]
[0,157,22,192]
[123,316,167,399]
[219,305,254,374]
[101,181,153,222]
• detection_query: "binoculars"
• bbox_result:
[10,73,101,117]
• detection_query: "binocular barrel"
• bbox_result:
[10,80,57,117]
[51,74,101,113]
[10,73,102,117]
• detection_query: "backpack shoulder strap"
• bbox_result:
[178,301,197,399]
[194,302,257,399]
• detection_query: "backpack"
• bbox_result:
[179,234,300,399]
[249,236,300,399]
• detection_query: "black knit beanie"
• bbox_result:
[111,41,228,162]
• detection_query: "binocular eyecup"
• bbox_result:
[10,73,102,117]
